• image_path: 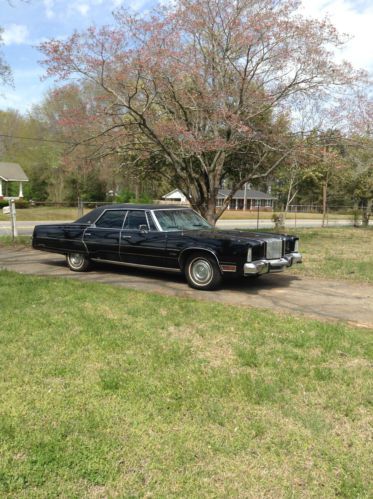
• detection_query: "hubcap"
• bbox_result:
[190,258,213,285]
[69,253,84,267]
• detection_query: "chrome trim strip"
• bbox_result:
[178,247,222,272]
[150,210,163,232]
[91,258,182,273]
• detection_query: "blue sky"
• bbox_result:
[0,0,372,113]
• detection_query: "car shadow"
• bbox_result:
[40,255,299,294]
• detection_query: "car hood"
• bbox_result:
[180,228,287,244]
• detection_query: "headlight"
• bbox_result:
[247,247,252,262]
[294,240,299,252]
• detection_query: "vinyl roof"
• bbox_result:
[0,162,29,182]
[74,204,191,224]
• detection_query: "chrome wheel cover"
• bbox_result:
[69,253,85,268]
[190,258,213,286]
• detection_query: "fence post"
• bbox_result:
[77,198,84,218]
[256,205,259,230]
[9,198,18,241]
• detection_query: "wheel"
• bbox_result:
[66,253,91,272]
[185,253,222,290]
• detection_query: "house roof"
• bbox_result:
[162,189,188,199]
[0,162,29,182]
[218,188,276,200]
[163,187,276,200]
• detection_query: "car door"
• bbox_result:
[83,209,127,261]
[119,210,168,267]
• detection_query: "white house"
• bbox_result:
[162,188,189,203]
[162,187,276,210]
[0,162,29,199]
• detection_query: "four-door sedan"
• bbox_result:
[32,204,302,290]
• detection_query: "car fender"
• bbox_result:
[178,246,222,272]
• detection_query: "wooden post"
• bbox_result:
[9,198,17,241]
[322,182,327,228]
[243,182,248,212]
[256,204,260,229]
[77,198,84,218]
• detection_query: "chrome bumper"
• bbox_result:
[244,252,302,276]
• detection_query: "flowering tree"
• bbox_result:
[40,0,362,223]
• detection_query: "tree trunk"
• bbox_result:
[362,199,372,227]
[201,196,218,226]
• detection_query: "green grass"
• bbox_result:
[0,271,372,497]
[292,227,373,284]
[0,236,31,247]
[0,206,80,222]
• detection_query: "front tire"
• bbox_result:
[185,253,222,291]
[66,253,91,272]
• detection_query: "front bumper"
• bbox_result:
[244,252,302,276]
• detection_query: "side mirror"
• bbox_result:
[139,224,148,233]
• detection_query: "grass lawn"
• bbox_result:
[291,227,373,284]
[0,207,81,222]
[0,271,372,497]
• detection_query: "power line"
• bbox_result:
[0,134,74,145]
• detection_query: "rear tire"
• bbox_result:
[185,253,222,291]
[66,253,91,272]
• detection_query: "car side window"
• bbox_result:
[123,210,148,230]
[95,210,127,229]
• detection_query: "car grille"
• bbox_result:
[266,238,283,259]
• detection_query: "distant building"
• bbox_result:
[162,187,276,210]
[161,189,189,203]
[0,162,29,199]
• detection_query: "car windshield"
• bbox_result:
[154,209,212,231]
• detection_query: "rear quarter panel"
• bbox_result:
[32,224,88,254]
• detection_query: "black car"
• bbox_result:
[32,204,302,290]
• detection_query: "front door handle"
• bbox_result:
[85,232,92,236]
[121,235,132,239]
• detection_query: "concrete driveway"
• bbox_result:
[1,246,373,328]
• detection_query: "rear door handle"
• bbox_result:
[121,235,132,239]
[85,232,92,236]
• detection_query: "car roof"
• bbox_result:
[74,204,191,224]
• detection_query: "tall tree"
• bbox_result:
[40,0,363,223]
[0,27,12,86]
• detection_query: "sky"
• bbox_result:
[0,0,372,113]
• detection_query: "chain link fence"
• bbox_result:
[1,199,371,232]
